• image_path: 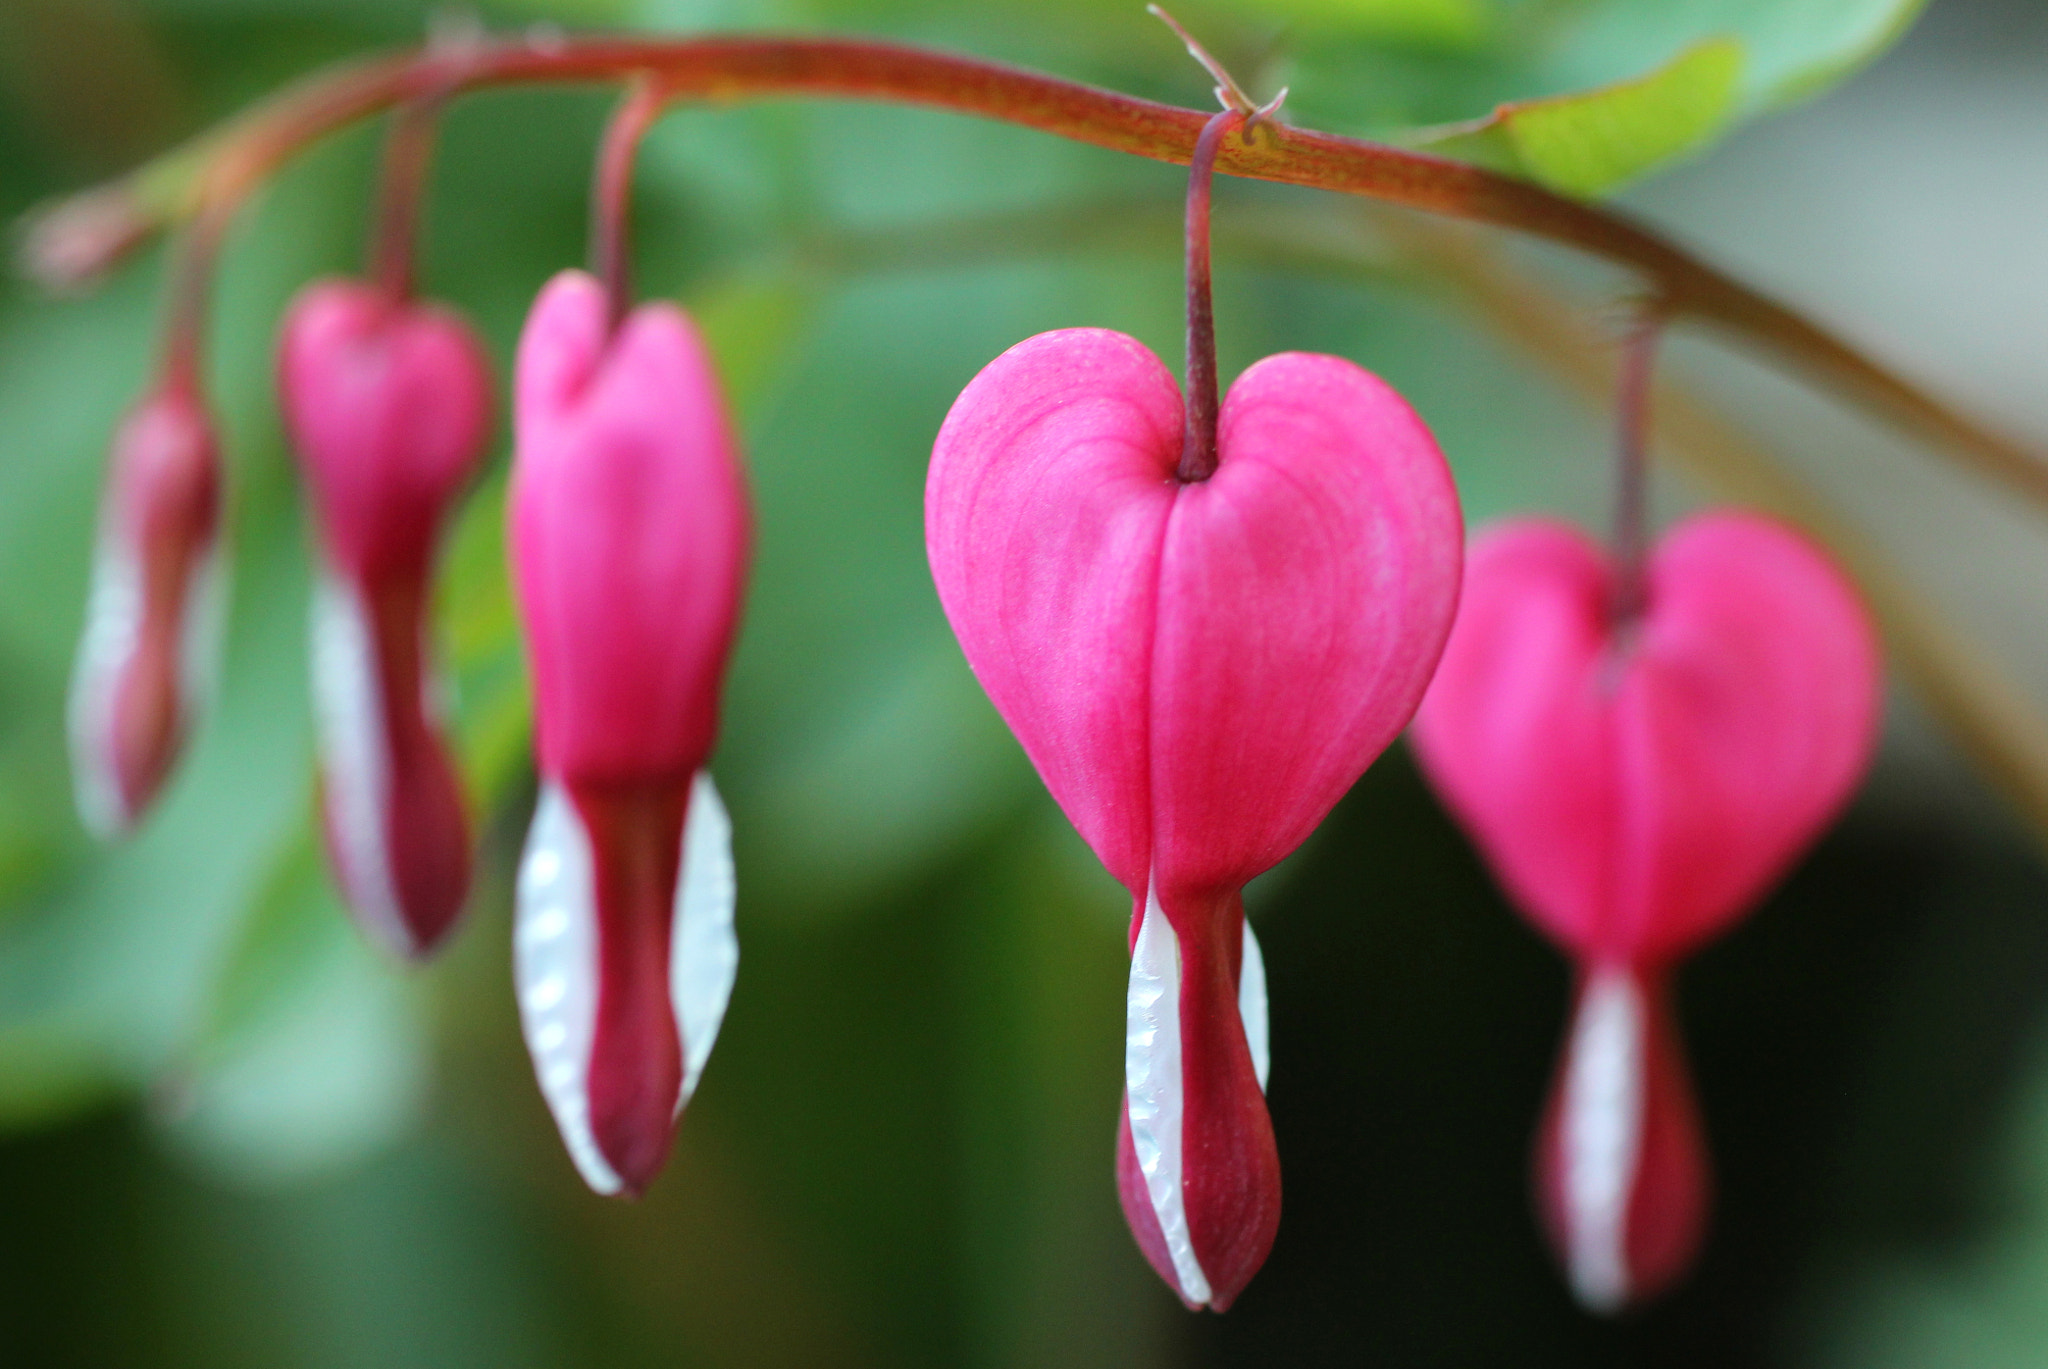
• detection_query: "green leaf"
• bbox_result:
[157,829,429,1187]
[436,468,534,809]
[1548,0,1931,113]
[1281,0,1927,194]
[1228,0,1493,49]
[1415,37,1746,199]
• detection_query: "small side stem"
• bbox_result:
[1609,302,1666,626]
[1177,109,1243,484]
[156,200,231,395]
[368,94,446,301]
[591,77,669,332]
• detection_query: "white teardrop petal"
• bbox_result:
[309,572,403,952]
[68,529,144,837]
[671,770,738,1108]
[1239,919,1270,1095]
[515,782,621,1196]
[1561,967,1645,1314]
[1125,879,1212,1307]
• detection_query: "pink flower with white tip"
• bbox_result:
[1412,511,1881,1310]
[927,99,1463,1311]
[70,382,225,836]
[280,279,494,958]
[508,269,749,1197]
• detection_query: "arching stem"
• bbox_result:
[1177,109,1243,484]
[1609,302,1667,628]
[592,77,669,333]
[19,34,2044,514]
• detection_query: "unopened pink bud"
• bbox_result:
[508,270,748,1197]
[279,278,494,959]
[927,329,1462,1309]
[18,185,158,294]
[70,384,224,836]
[1412,511,1881,1309]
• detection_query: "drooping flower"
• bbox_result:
[927,328,1463,1309]
[507,269,748,1197]
[70,381,224,836]
[1411,511,1881,1310]
[279,279,493,958]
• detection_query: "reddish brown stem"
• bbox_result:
[592,78,669,333]
[1609,304,1665,627]
[156,203,230,393]
[1177,109,1242,484]
[368,95,444,301]
[29,33,2044,512]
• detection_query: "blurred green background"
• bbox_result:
[6,0,2048,1364]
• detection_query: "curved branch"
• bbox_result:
[19,32,2045,508]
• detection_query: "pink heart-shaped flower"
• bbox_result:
[1411,510,1880,1308]
[928,327,1462,1309]
[281,280,493,580]
[279,279,495,959]
[1412,513,1880,966]
[508,270,749,1198]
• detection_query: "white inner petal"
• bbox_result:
[1239,919,1270,1095]
[671,770,739,1107]
[310,573,404,952]
[1125,880,1212,1307]
[69,530,143,837]
[515,782,622,1196]
[1561,967,1645,1314]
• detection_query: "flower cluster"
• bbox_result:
[60,30,1883,1317]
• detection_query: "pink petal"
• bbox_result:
[1534,965,1710,1311]
[928,330,1461,1310]
[279,279,492,955]
[926,328,1182,893]
[1412,512,1881,962]
[515,772,737,1196]
[510,271,749,783]
[70,387,224,835]
[279,279,494,579]
[1150,352,1463,895]
[1118,913,1270,1310]
[309,572,471,958]
[508,270,750,1195]
[1121,884,1279,1311]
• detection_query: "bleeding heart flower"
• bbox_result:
[279,279,493,958]
[70,382,225,836]
[1411,511,1880,1310]
[927,327,1463,1309]
[508,269,748,1197]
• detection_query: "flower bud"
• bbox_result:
[18,185,158,295]
[928,329,1462,1308]
[70,383,224,836]
[1412,511,1880,1308]
[508,270,748,1197]
[279,279,494,958]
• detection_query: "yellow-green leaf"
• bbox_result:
[1230,0,1492,48]
[1416,37,1747,198]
